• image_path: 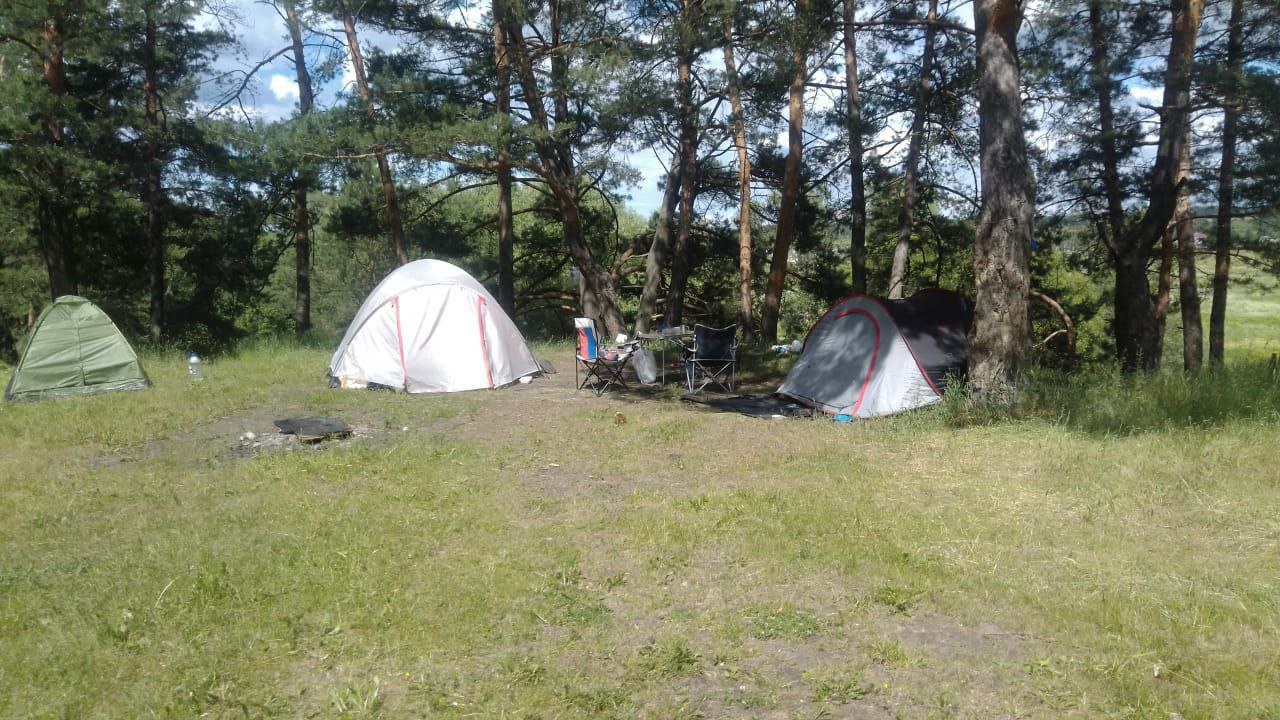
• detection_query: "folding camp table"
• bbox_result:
[635,327,693,386]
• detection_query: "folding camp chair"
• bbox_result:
[683,324,738,393]
[574,318,637,395]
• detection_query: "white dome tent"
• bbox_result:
[777,290,972,418]
[328,259,541,393]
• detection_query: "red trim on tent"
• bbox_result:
[477,295,494,389]
[896,332,943,396]
[798,290,965,399]
[393,296,408,390]
[832,309,880,416]
[798,289,969,353]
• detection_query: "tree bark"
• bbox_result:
[1112,0,1203,373]
[144,6,166,341]
[283,0,315,333]
[1210,0,1243,364]
[635,159,683,334]
[1175,132,1202,371]
[888,0,937,299]
[723,11,755,337]
[760,0,809,344]
[664,3,700,329]
[968,0,1034,404]
[38,15,74,298]
[493,0,516,314]
[1153,208,1174,365]
[338,0,408,266]
[1087,0,1125,247]
[842,0,866,294]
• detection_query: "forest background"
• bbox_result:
[2,0,1279,380]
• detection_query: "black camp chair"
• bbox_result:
[683,324,738,393]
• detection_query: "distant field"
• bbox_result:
[1206,256,1280,360]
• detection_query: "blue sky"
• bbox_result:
[198,0,671,215]
[201,0,1168,220]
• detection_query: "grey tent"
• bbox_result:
[5,296,151,401]
[777,290,971,418]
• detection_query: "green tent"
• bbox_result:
[4,296,151,401]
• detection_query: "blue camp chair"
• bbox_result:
[575,318,637,395]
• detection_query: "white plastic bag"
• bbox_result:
[633,348,658,385]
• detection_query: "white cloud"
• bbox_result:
[1129,85,1163,104]
[342,54,357,92]
[269,74,300,101]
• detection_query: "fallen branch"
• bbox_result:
[1030,290,1077,367]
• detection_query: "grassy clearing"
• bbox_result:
[3,333,1280,718]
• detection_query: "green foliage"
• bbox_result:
[744,604,823,640]
[2,0,1279,368]
[1023,362,1280,435]
[634,637,702,678]
[802,663,871,704]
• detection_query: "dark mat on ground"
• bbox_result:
[274,417,353,442]
[681,394,814,420]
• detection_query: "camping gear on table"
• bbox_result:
[777,289,971,418]
[329,259,540,393]
[4,296,151,402]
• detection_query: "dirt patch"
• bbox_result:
[89,347,1059,717]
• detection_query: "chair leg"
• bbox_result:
[691,361,735,393]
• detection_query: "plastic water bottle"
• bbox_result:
[187,352,204,382]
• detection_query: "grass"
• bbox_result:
[3,319,1280,717]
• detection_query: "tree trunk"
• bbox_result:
[842,0,866,294]
[1112,0,1203,373]
[493,0,516,314]
[760,0,809,344]
[1114,250,1156,373]
[1088,0,1125,247]
[562,199,625,336]
[1175,133,1202,371]
[635,159,683,334]
[1210,0,1243,364]
[38,15,74,298]
[144,6,165,341]
[501,5,627,336]
[338,0,407,266]
[1153,214,1174,365]
[723,12,755,337]
[888,0,937,299]
[664,9,699,330]
[283,0,315,333]
[968,0,1034,404]
[36,203,74,299]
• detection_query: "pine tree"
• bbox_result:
[968,0,1033,402]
